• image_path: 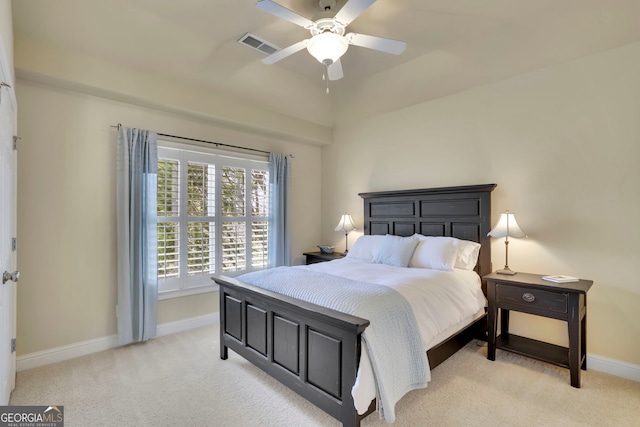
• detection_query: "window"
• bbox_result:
[157,144,269,297]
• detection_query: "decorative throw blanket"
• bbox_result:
[238,267,429,422]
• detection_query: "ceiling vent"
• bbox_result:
[238,33,279,56]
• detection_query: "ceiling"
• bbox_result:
[11,0,640,129]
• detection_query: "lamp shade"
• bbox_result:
[487,211,527,238]
[335,214,357,233]
[307,32,349,64]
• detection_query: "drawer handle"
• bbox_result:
[522,292,536,303]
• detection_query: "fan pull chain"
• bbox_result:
[322,62,330,95]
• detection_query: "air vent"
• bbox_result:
[238,33,279,56]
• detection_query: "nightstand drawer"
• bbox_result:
[496,284,567,314]
[306,256,327,264]
[303,252,345,265]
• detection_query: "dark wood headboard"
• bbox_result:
[358,184,497,279]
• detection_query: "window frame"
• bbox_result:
[157,140,270,300]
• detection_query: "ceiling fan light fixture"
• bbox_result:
[306,32,349,64]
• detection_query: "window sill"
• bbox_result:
[158,284,219,300]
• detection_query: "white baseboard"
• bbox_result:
[156,313,219,337]
[16,313,219,372]
[588,353,640,382]
[16,335,120,372]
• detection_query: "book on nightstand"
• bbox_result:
[541,275,579,283]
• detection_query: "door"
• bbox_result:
[0,55,17,405]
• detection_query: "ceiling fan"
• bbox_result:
[256,0,406,87]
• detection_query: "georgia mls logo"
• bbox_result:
[0,405,64,427]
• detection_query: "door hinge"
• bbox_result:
[13,136,21,150]
[12,237,17,252]
[11,338,16,353]
[0,82,11,104]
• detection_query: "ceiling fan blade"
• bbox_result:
[256,0,313,28]
[334,0,377,26]
[347,33,406,55]
[327,60,344,81]
[261,39,308,64]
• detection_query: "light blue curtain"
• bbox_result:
[268,153,291,267]
[116,126,158,345]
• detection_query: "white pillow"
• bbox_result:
[372,234,419,268]
[454,239,481,271]
[346,235,386,262]
[409,235,459,271]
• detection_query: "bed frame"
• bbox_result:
[213,183,496,426]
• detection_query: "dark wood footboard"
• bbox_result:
[214,275,372,427]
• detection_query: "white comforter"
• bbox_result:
[297,258,487,414]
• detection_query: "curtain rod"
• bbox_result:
[110,123,290,157]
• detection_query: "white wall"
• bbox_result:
[323,41,640,365]
[15,80,322,355]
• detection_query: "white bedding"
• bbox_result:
[298,257,487,414]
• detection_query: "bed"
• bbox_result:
[213,183,496,426]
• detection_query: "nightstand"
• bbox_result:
[303,251,345,265]
[484,272,593,388]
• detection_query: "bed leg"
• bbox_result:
[219,287,228,360]
[220,344,228,360]
[342,411,363,427]
[344,398,374,426]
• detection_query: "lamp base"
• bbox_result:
[496,268,517,275]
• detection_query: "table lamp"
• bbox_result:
[488,211,527,275]
[334,214,357,254]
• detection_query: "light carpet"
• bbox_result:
[10,324,640,426]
